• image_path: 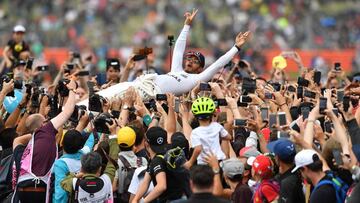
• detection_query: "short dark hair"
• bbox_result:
[228,174,243,182]
[190,165,214,189]
[305,154,323,172]
[0,128,17,149]
[62,130,84,154]
[128,123,145,147]
[81,152,103,174]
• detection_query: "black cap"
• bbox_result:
[185,51,205,68]
[145,127,167,154]
[106,58,120,70]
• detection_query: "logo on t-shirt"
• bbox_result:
[14,44,23,52]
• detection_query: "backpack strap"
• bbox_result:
[119,155,131,169]
[313,179,341,203]
[73,178,81,203]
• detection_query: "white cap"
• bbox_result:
[291,149,317,173]
[13,25,26,33]
[247,156,256,166]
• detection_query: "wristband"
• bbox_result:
[235,45,241,51]
[143,114,152,127]
[109,134,117,140]
[213,168,220,174]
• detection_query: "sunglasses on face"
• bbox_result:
[185,57,200,64]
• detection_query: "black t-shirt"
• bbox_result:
[231,183,252,203]
[7,39,29,60]
[147,155,186,202]
[347,182,360,203]
[276,167,305,203]
[310,175,337,203]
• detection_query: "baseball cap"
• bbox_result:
[171,132,189,155]
[291,149,318,173]
[272,55,287,69]
[252,155,273,179]
[220,158,245,179]
[267,139,296,162]
[185,51,205,68]
[117,126,136,148]
[145,127,168,154]
[239,146,261,158]
[13,25,26,33]
[106,58,120,70]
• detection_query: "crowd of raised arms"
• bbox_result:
[1,9,360,203]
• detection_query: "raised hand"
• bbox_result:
[235,31,251,48]
[184,9,198,25]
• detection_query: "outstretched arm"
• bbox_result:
[51,80,77,129]
[171,9,198,73]
[196,31,250,82]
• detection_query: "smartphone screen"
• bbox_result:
[297,77,309,87]
[260,107,269,121]
[324,121,333,133]
[278,112,287,126]
[337,90,344,103]
[240,95,252,103]
[269,114,277,129]
[297,86,303,99]
[319,97,327,114]
[265,92,273,99]
[174,99,180,113]
[234,119,247,127]
[87,81,95,96]
[290,121,301,133]
[332,149,343,165]
[76,70,90,76]
[334,62,341,71]
[304,90,316,99]
[199,83,211,91]
[332,108,339,117]
[287,85,296,92]
[301,107,310,120]
[277,131,290,139]
[314,71,321,85]
[156,94,167,101]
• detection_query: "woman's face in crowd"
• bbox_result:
[106,67,120,82]
[184,56,202,74]
[273,69,284,82]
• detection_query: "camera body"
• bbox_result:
[94,113,114,134]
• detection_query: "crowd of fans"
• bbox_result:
[1,6,360,203]
[1,0,360,73]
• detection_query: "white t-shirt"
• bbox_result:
[191,122,229,164]
[128,166,154,203]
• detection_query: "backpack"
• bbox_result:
[0,148,14,199]
[313,172,349,203]
[117,155,143,203]
[256,179,280,203]
[158,147,186,171]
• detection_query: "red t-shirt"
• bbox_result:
[253,180,279,203]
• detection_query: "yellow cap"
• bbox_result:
[272,55,287,69]
[117,127,136,147]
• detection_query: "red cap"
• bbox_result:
[252,155,273,179]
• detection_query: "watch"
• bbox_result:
[122,105,129,110]
[213,168,220,174]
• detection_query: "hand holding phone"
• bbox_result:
[156,94,167,101]
[319,97,327,114]
[332,149,343,166]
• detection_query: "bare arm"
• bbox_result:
[13,133,32,150]
[50,80,77,129]
[143,172,167,203]
[132,172,151,203]
[120,55,135,83]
